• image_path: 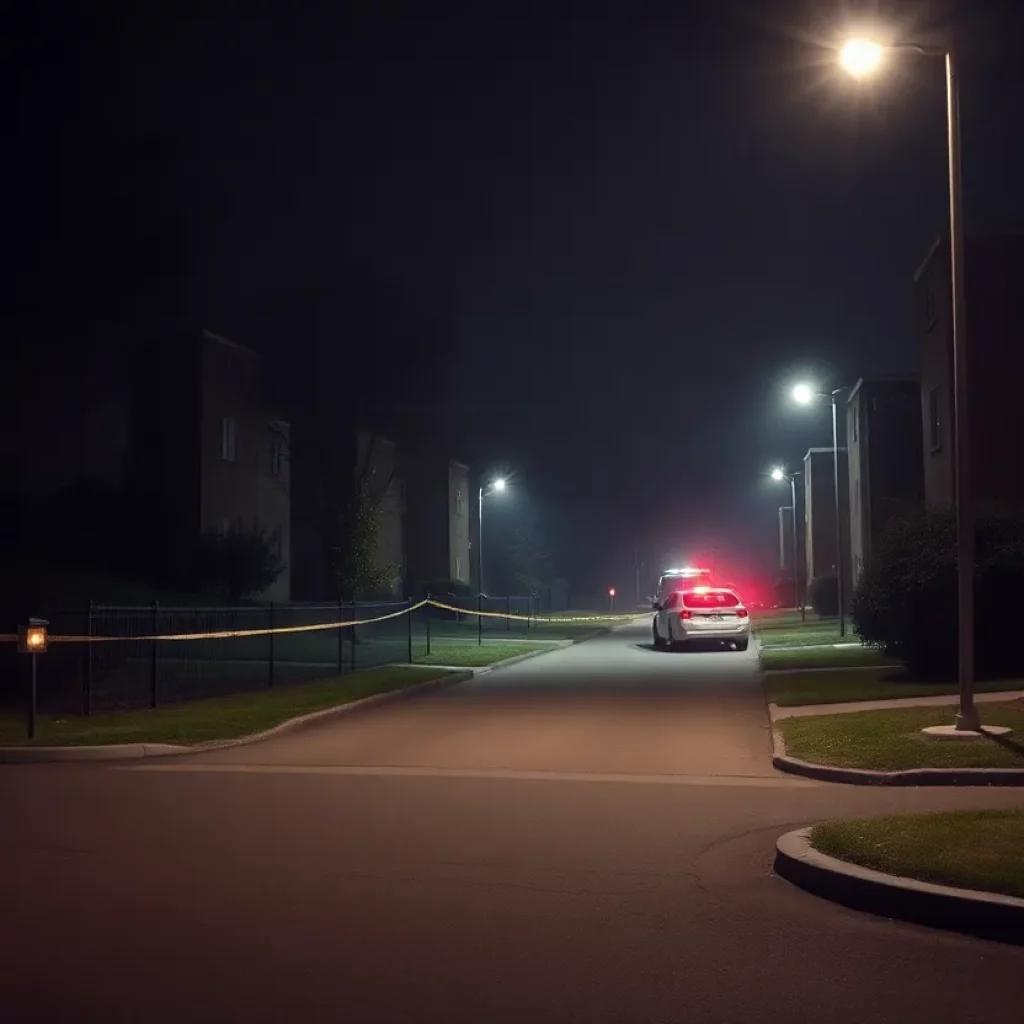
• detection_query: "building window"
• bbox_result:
[221,417,237,462]
[851,408,858,443]
[929,388,942,452]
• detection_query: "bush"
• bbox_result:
[195,521,284,602]
[851,505,1024,680]
[809,575,838,617]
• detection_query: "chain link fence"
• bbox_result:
[1,595,554,714]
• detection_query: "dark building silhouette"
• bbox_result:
[803,447,850,591]
[846,377,925,586]
[914,234,1024,507]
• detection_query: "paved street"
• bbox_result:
[3,620,1024,1023]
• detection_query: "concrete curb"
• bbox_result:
[0,670,474,764]
[770,724,1024,786]
[774,826,1024,945]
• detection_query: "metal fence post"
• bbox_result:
[477,593,483,646]
[268,601,275,688]
[349,602,357,672]
[506,595,512,631]
[337,599,344,675]
[150,600,159,709]
[28,651,38,740]
[406,598,413,663]
[83,599,94,715]
[425,597,431,656]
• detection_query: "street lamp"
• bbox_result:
[838,35,978,731]
[791,380,849,636]
[771,467,804,619]
[839,39,883,78]
[477,476,508,596]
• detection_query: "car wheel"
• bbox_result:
[735,638,749,652]
[653,622,666,649]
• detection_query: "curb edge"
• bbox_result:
[774,826,1024,944]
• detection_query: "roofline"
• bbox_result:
[202,329,261,361]
[847,374,920,404]
[912,236,944,283]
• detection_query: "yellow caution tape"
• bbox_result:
[0,598,634,644]
[424,599,633,624]
[43,600,431,643]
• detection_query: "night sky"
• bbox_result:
[14,0,1024,597]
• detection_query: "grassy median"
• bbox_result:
[755,623,843,649]
[761,645,893,671]
[0,667,457,747]
[779,702,1024,771]
[812,811,1024,901]
[413,640,554,666]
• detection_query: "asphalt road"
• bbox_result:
[3,620,1023,1023]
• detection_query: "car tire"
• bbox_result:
[653,622,666,649]
[735,638,749,652]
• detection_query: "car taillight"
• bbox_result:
[735,607,748,618]
[680,610,692,620]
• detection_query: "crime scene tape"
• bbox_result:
[424,600,634,625]
[0,599,636,644]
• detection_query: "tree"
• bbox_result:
[331,486,397,600]
[852,504,1024,679]
[195,521,284,603]
[809,575,839,617]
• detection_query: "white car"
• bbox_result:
[652,587,750,651]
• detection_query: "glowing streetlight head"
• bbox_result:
[771,467,786,482]
[840,39,884,78]
[493,477,507,492]
[792,382,816,405]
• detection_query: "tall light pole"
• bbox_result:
[771,467,804,619]
[838,36,976,730]
[477,476,507,596]
[793,382,849,634]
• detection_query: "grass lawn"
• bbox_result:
[766,667,1024,707]
[413,640,553,667]
[761,645,893,671]
[779,702,1024,770]
[761,622,839,647]
[0,667,454,747]
[812,811,1024,901]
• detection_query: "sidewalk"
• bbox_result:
[770,689,1024,721]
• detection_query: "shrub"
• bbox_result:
[195,521,284,602]
[851,505,1024,679]
[809,575,838,618]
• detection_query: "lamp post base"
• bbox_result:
[920,724,1012,741]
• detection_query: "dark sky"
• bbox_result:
[15,0,1024,595]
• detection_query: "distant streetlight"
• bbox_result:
[608,586,616,612]
[477,476,509,596]
[837,34,978,732]
[791,380,849,636]
[770,467,804,619]
[792,382,815,406]
[839,39,884,78]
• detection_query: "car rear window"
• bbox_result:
[683,590,740,609]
